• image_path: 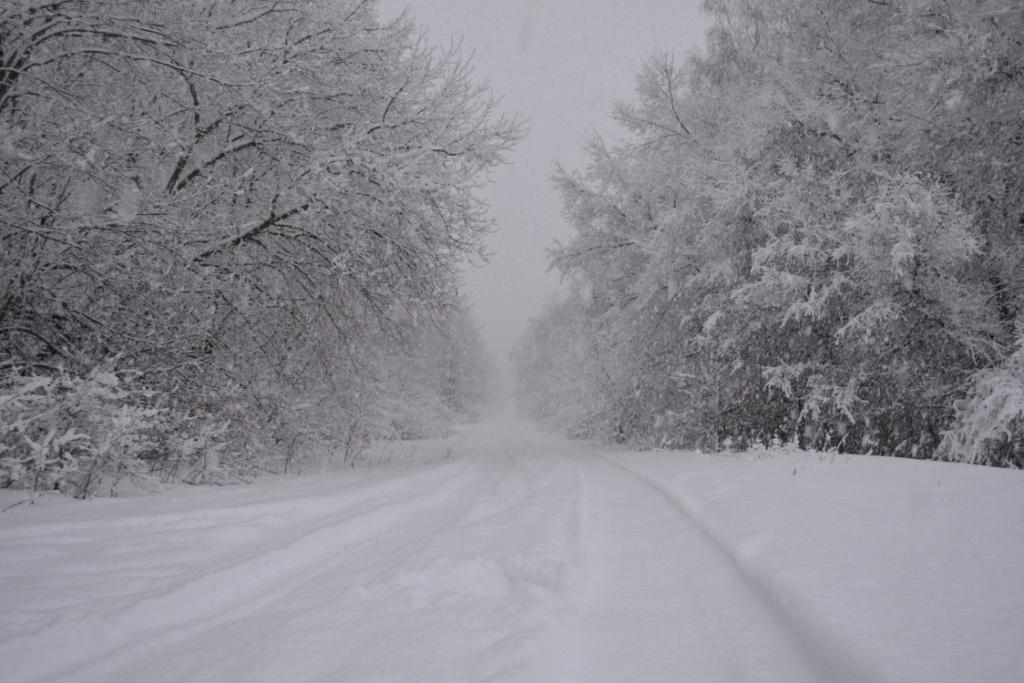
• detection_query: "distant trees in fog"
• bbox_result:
[1,0,516,495]
[514,0,1024,466]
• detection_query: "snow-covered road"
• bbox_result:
[3,422,1023,682]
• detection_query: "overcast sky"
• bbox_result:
[377,0,708,389]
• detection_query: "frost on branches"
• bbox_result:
[514,0,1024,466]
[1,0,520,494]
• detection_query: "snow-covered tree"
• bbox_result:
[1,0,520,493]
[518,0,1023,464]
[512,288,619,440]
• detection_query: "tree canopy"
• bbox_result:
[515,0,1024,466]
[1,0,519,494]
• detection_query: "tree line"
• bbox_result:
[1,0,518,495]
[514,0,1023,466]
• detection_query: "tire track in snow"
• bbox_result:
[88,434,588,683]
[491,432,827,681]
[592,451,876,683]
[2,460,496,683]
[334,439,587,683]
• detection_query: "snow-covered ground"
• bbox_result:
[2,422,1022,682]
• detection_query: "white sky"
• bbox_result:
[376,1,708,389]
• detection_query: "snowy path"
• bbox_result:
[2,422,1023,682]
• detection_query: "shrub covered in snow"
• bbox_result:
[0,368,162,497]
[943,341,1024,467]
